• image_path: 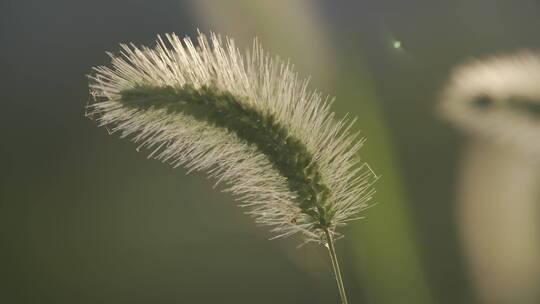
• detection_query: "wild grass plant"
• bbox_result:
[87,32,377,303]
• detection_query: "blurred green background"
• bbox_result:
[2,1,540,303]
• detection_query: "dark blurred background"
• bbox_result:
[2,1,540,303]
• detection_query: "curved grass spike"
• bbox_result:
[120,84,332,227]
[87,32,377,303]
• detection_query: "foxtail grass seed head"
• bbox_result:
[87,32,377,244]
[439,51,540,157]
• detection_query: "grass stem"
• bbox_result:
[324,229,349,304]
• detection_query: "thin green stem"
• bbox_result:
[324,229,349,304]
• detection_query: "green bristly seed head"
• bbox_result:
[87,32,376,243]
[120,84,332,228]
